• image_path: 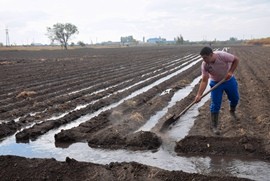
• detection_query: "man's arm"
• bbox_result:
[194,74,209,103]
[226,55,240,80]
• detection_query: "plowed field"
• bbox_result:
[0,45,269,180]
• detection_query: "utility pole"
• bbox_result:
[5,27,10,46]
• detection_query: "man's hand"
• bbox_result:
[194,95,201,103]
[226,72,233,80]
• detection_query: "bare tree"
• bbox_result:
[47,23,79,49]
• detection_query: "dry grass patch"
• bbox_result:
[16,91,37,98]
[130,112,144,122]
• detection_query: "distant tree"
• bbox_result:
[70,42,75,47]
[120,36,137,45]
[77,41,86,47]
[175,34,184,45]
[229,37,237,42]
[46,23,79,50]
[0,42,3,47]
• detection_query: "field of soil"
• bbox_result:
[0,45,269,180]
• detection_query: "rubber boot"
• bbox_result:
[230,106,236,112]
[230,106,237,121]
[211,113,220,135]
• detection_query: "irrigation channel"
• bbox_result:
[1,47,270,181]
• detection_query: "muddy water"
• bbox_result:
[1,99,270,181]
[1,58,270,181]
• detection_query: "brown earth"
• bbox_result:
[0,45,269,180]
[0,155,249,181]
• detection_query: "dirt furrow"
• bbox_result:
[0,54,195,122]
[54,61,201,150]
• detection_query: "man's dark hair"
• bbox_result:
[200,47,213,56]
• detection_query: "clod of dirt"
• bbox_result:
[87,130,161,151]
[125,131,161,151]
[54,129,78,143]
[0,121,18,138]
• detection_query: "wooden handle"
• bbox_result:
[200,77,226,99]
[173,77,226,120]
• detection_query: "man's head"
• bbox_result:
[200,47,214,63]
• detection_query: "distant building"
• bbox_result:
[31,43,44,46]
[100,41,121,46]
[147,37,167,44]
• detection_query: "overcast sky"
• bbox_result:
[0,0,270,45]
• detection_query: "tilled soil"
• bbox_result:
[0,45,269,180]
[0,155,249,181]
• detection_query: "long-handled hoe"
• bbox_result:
[160,77,226,132]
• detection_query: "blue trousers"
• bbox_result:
[209,76,239,113]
